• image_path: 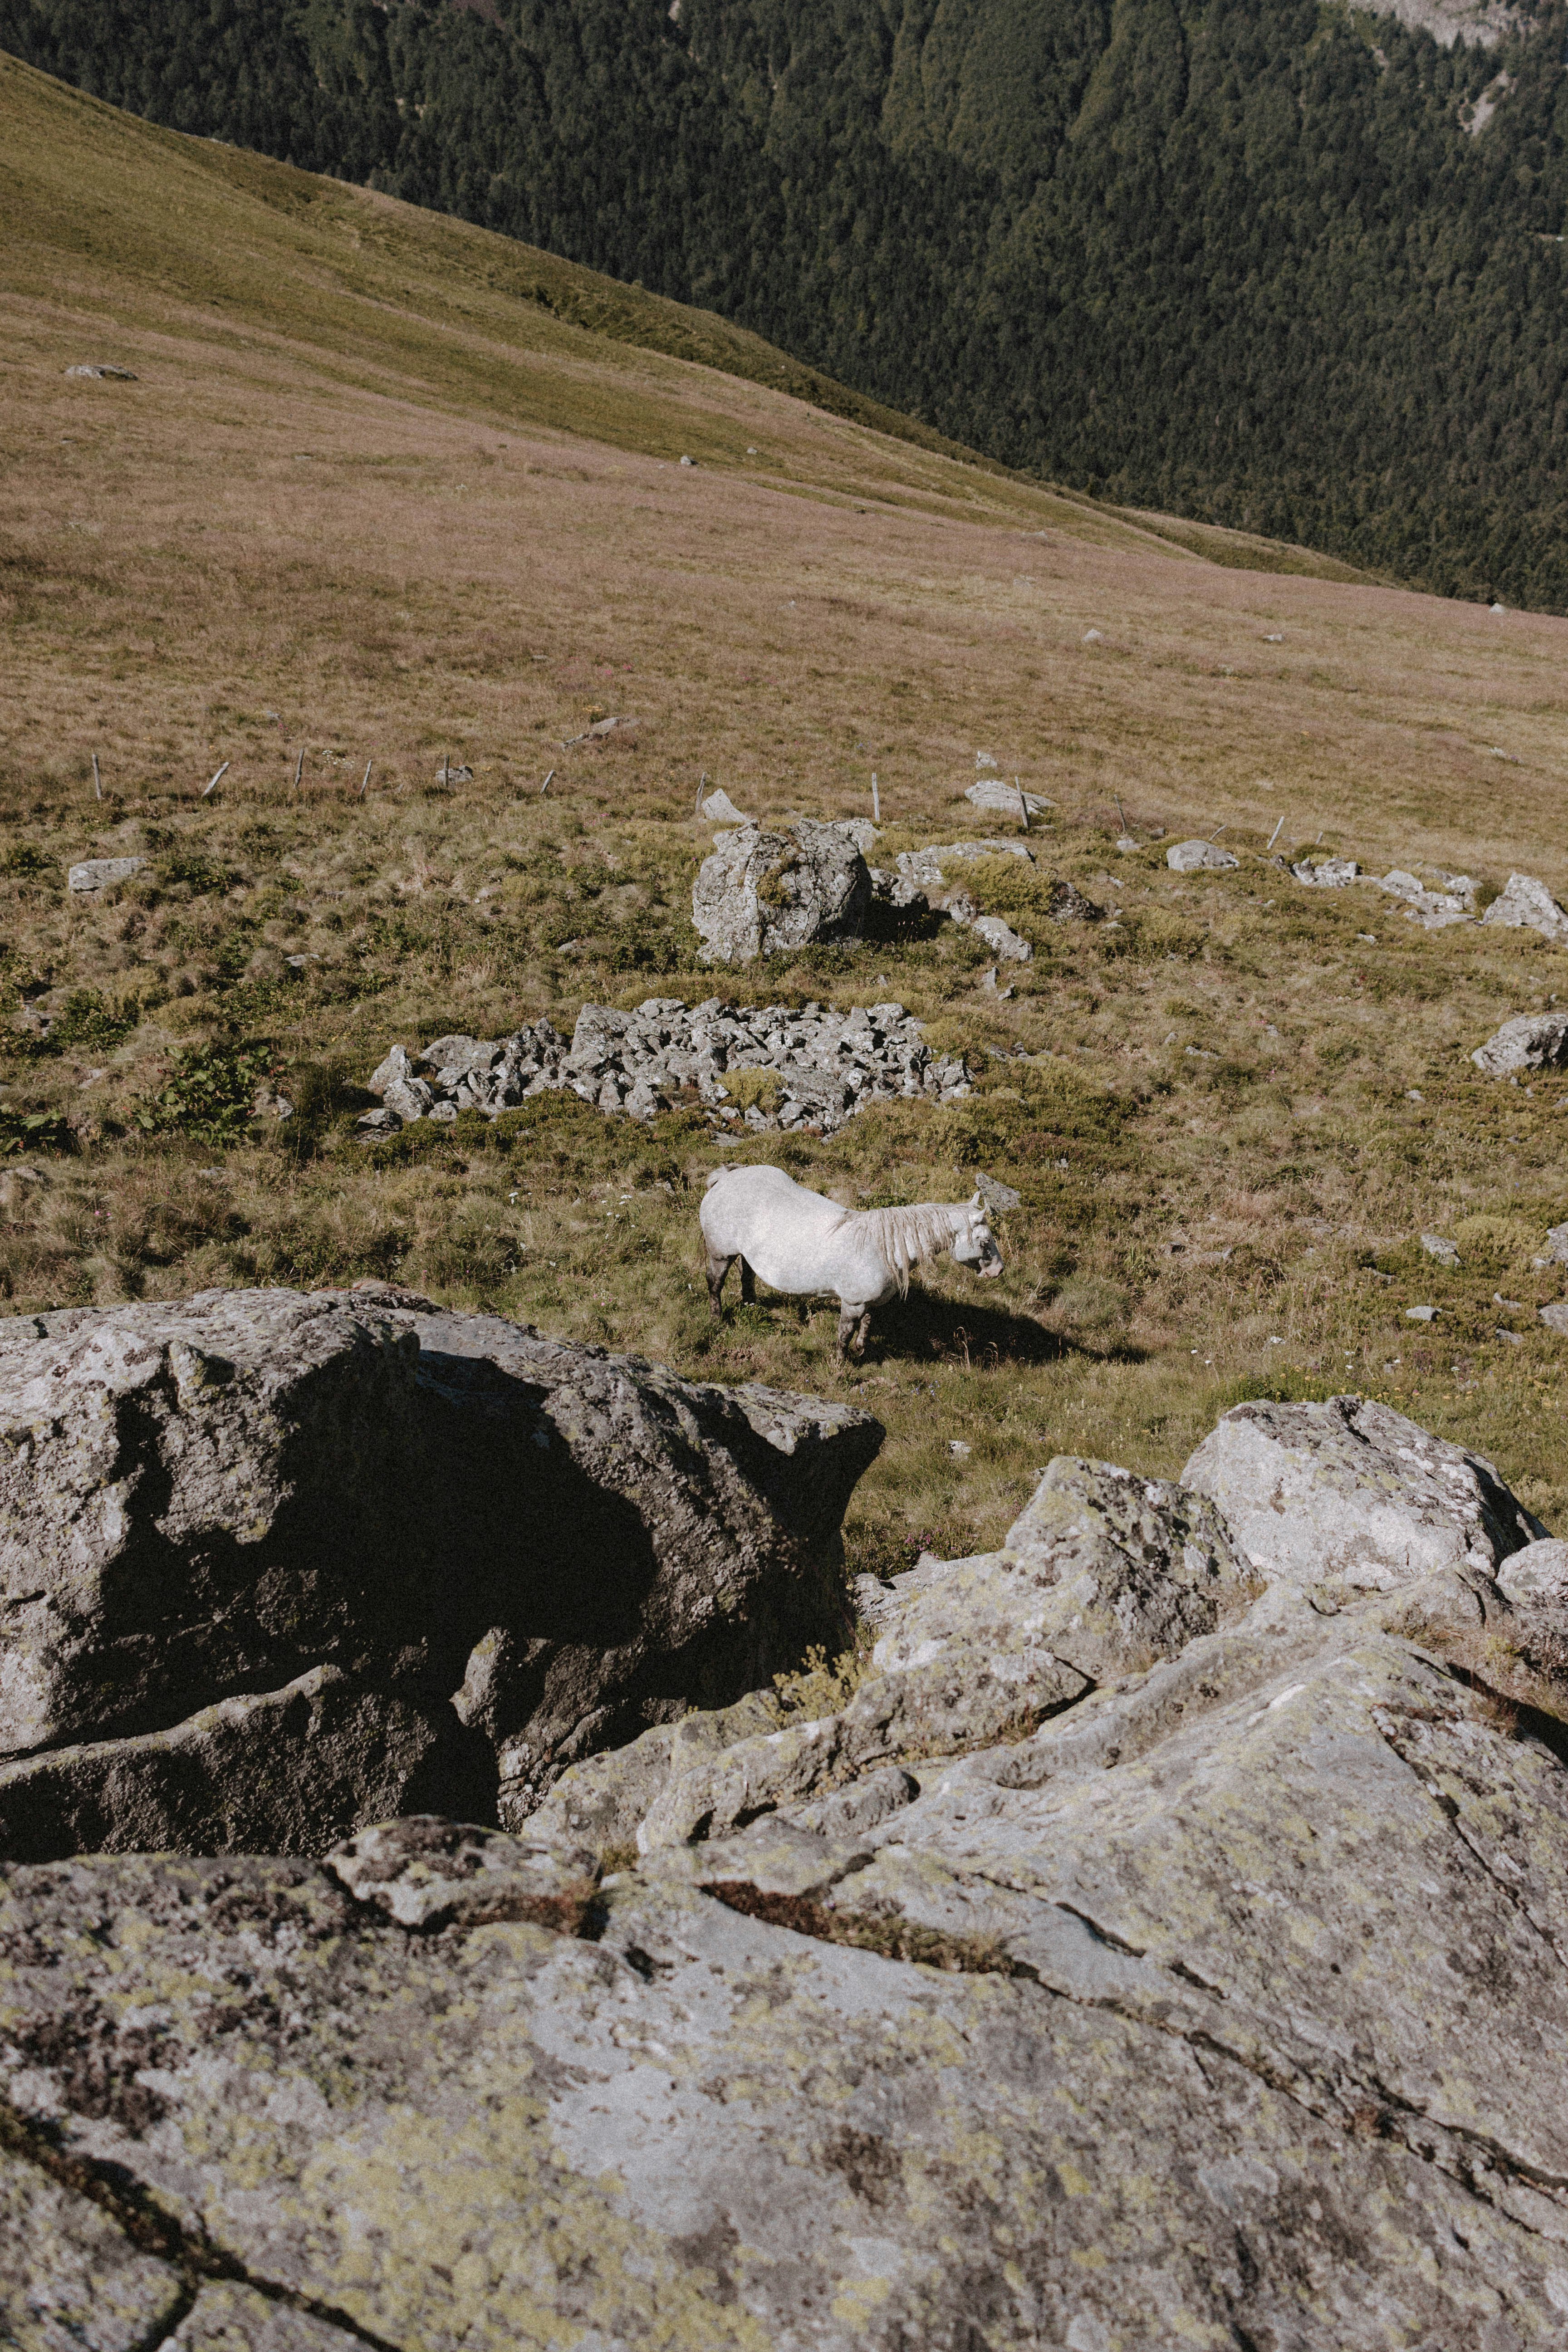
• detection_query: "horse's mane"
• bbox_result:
[848,1201,967,1298]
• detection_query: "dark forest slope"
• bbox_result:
[7,0,1568,605]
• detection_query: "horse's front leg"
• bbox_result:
[853,1308,873,1358]
[705,1249,735,1320]
[834,1303,859,1365]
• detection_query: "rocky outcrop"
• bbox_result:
[1480,871,1568,942]
[1376,867,1476,927]
[964,779,1051,818]
[1182,1392,1544,1588]
[691,821,870,962]
[1472,1010,1568,1075]
[0,1288,882,1858]
[895,838,1033,892]
[1291,855,1358,886]
[4,1396,1566,2350]
[66,856,144,892]
[364,997,970,1135]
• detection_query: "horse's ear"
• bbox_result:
[969,1190,984,1209]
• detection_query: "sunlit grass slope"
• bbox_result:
[3,50,1568,1577]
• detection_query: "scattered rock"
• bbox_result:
[964,780,1052,818]
[1044,877,1104,922]
[67,856,144,893]
[826,816,880,854]
[698,787,751,825]
[324,1815,599,1933]
[980,965,1014,997]
[692,821,870,962]
[1166,839,1237,872]
[1375,869,1474,928]
[367,997,970,1136]
[1480,872,1568,944]
[1472,1012,1568,1077]
[1539,1220,1568,1264]
[1182,1392,1542,1589]
[971,913,1031,962]
[1539,1302,1568,1335]
[1291,857,1358,887]
[1419,1233,1459,1265]
[64,363,137,380]
[973,1172,1022,1214]
[0,1287,882,1854]
[895,839,1034,891]
[1116,833,1139,852]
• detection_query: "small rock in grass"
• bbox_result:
[964,780,1052,819]
[1406,1304,1437,1322]
[972,914,1031,963]
[1419,1234,1459,1266]
[1291,858,1359,887]
[1472,1013,1568,1077]
[1539,1302,1568,1335]
[1498,1536,1568,1601]
[1542,1222,1568,1264]
[67,856,144,893]
[974,1173,1022,1214]
[1167,840,1237,872]
[64,363,137,380]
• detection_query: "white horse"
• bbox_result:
[701,1162,1004,1362]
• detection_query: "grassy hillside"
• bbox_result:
[6,0,1568,604]
[5,53,1568,1580]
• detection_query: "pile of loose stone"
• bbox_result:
[363,998,973,1137]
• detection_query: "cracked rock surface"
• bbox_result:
[366,995,971,1135]
[5,1401,1568,2346]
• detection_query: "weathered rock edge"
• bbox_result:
[0,1287,882,1859]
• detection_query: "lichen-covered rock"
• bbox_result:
[1182,1392,1544,1588]
[1480,872,1568,944]
[66,856,144,893]
[691,821,870,962]
[5,1561,1568,2348]
[1474,1010,1568,1075]
[0,1288,882,1858]
[0,2137,185,2352]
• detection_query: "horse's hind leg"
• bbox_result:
[739,1259,756,1304]
[834,1303,859,1365]
[705,1249,735,1319]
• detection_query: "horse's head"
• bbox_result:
[954,1196,1005,1279]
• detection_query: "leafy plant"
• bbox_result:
[137,1041,275,1143]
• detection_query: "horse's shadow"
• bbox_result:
[730,1280,1121,1369]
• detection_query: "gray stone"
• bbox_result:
[1496,1536,1568,1604]
[895,839,1034,891]
[964,780,1052,818]
[1472,1011,1568,1076]
[0,1287,881,1856]
[1043,877,1103,921]
[0,1666,469,1863]
[368,1042,412,1095]
[1480,872,1568,944]
[1166,838,1237,871]
[1539,1301,1568,1335]
[1290,856,1359,886]
[972,914,1031,962]
[64,364,137,381]
[161,2280,363,2351]
[698,788,751,825]
[1541,1220,1568,1264]
[1377,868,1474,928]
[973,1171,1021,1214]
[66,857,144,893]
[692,823,870,962]
[1182,1392,1544,1589]
[1420,1231,1460,1264]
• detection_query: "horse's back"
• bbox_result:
[700,1161,843,1266]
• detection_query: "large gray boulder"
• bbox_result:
[1473,1010,1568,1075]
[1480,871,1568,943]
[0,1288,881,1858]
[692,822,870,962]
[1181,1392,1544,1588]
[5,1404,1567,2347]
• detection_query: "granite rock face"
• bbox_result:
[5,1430,1568,2347]
[691,821,870,962]
[1182,1392,1544,1588]
[1166,838,1237,871]
[0,1288,882,1858]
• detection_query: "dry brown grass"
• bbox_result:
[5,54,1568,1570]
